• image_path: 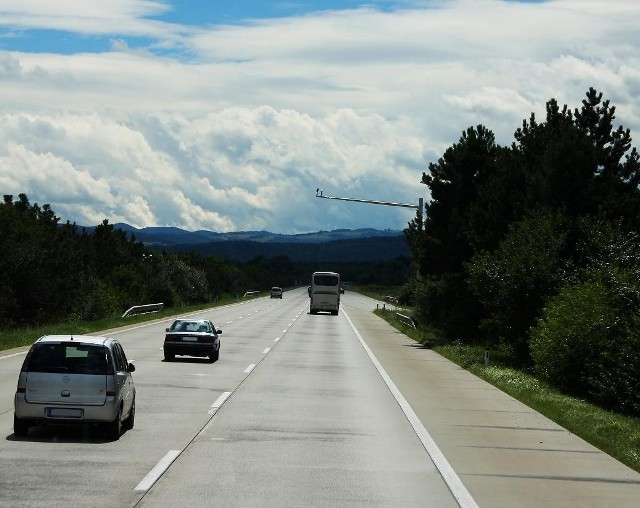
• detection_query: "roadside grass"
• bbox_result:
[0,293,253,353]
[364,303,640,474]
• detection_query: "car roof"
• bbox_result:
[35,335,112,346]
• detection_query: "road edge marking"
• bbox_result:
[134,450,181,491]
[343,308,479,508]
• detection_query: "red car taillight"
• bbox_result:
[16,387,26,394]
[164,334,174,342]
[106,390,116,397]
[202,337,214,343]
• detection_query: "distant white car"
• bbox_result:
[14,335,136,440]
[270,287,283,299]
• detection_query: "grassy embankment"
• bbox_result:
[353,285,640,474]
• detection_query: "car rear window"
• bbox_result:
[170,321,210,333]
[24,343,109,375]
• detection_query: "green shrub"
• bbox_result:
[530,279,640,415]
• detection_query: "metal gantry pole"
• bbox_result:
[315,188,423,221]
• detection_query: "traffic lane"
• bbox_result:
[344,304,640,507]
[0,342,233,507]
[120,300,310,455]
[136,307,459,507]
[0,296,309,507]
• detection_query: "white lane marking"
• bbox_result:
[262,348,271,354]
[134,450,181,491]
[0,351,27,361]
[274,337,281,342]
[281,329,287,333]
[343,309,479,508]
[209,391,232,414]
[244,364,256,374]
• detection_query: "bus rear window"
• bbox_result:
[314,275,339,286]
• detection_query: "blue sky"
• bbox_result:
[0,0,638,233]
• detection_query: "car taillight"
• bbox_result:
[16,387,25,394]
[164,335,173,342]
[202,337,214,343]
[106,390,116,397]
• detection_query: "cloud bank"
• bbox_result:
[0,0,638,233]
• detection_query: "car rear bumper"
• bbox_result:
[164,343,218,357]
[14,394,120,423]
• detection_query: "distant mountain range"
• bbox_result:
[83,224,410,262]
[107,223,403,245]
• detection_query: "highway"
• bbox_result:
[1,288,639,507]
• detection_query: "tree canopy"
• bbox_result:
[405,88,640,414]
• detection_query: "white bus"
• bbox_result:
[309,271,341,315]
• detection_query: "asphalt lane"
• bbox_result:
[136,292,459,507]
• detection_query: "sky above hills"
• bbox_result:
[0,0,638,233]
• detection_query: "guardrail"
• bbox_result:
[376,302,417,330]
[122,303,164,318]
[396,312,416,329]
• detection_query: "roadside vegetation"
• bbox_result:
[402,88,640,420]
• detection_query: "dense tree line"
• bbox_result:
[0,194,211,328]
[0,193,409,333]
[404,88,640,415]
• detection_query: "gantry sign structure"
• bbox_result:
[315,188,423,222]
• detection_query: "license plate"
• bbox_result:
[181,337,198,342]
[46,407,83,419]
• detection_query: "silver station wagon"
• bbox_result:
[14,335,136,440]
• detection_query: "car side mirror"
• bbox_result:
[216,329,222,335]
[127,362,136,372]
[165,328,170,332]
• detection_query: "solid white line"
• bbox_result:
[134,450,181,491]
[342,309,479,508]
[244,364,256,374]
[274,337,281,342]
[262,348,271,354]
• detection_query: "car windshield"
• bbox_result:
[171,321,211,333]
[25,343,108,375]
